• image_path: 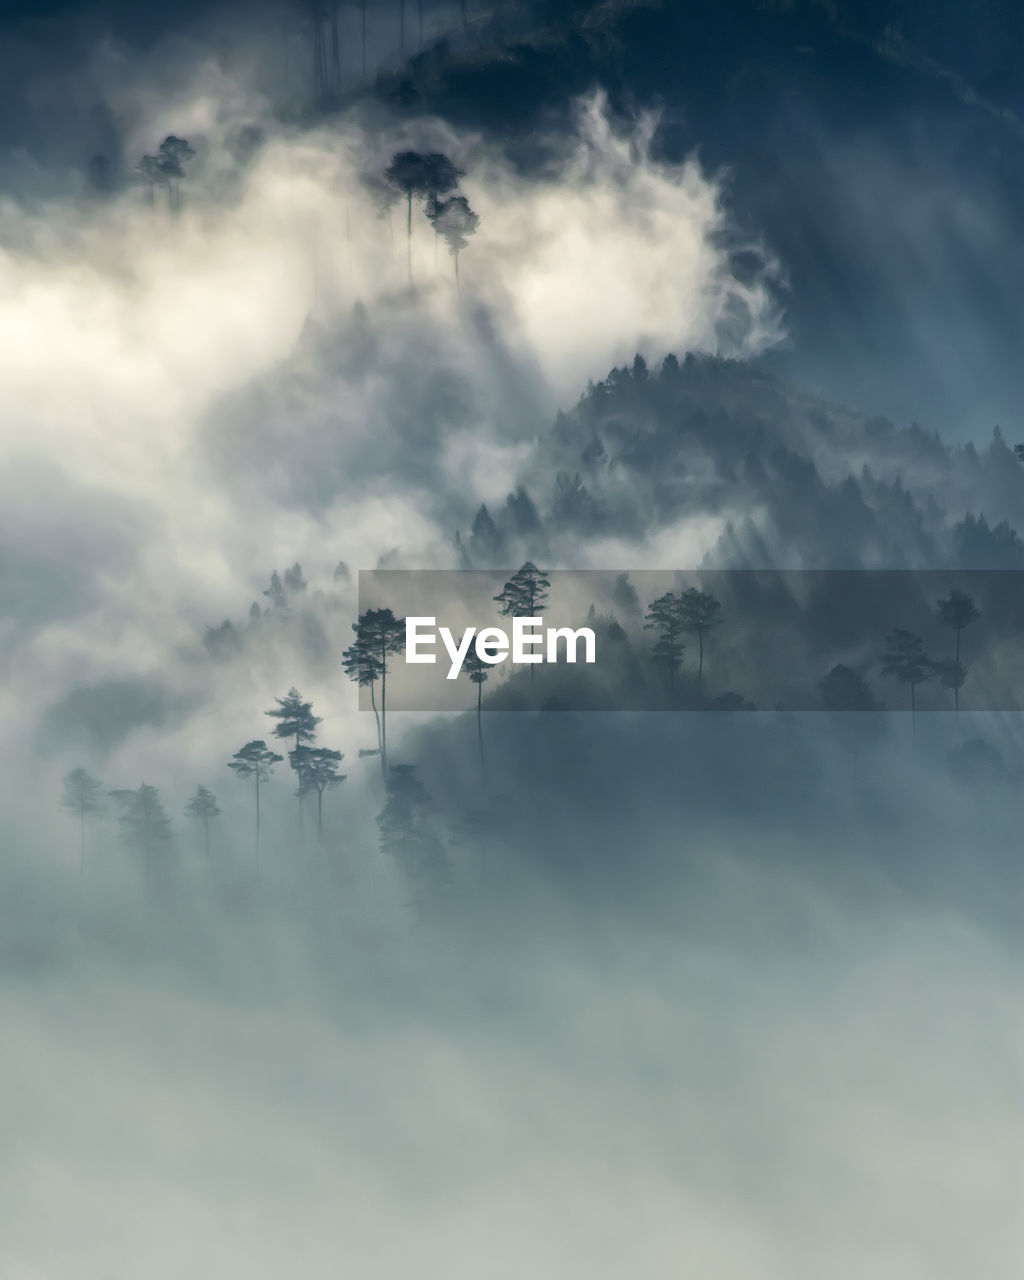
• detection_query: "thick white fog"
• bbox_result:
[0,66,782,821]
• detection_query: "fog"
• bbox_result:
[0,3,1021,1277]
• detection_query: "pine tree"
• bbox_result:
[377,765,450,904]
[266,687,322,836]
[495,563,550,687]
[644,592,686,692]
[290,746,346,841]
[879,629,935,741]
[350,609,406,774]
[60,767,103,874]
[384,151,461,284]
[108,784,172,877]
[342,639,384,764]
[427,193,479,289]
[462,648,489,779]
[227,741,283,858]
[678,588,723,682]
[184,785,221,857]
[935,590,980,717]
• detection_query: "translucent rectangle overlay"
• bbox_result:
[356,570,1024,712]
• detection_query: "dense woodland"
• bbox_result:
[52,346,1024,907]
[5,0,1023,942]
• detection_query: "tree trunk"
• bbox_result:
[296,732,304,843]
[255,771,261,859]
[317,789,324,842]
[313,19,325,97]
[369,678,383,762]
[80,810,85,876]
[330,3,341,93]
[698,631,704,680]
[380,636,389,777]
[476,681,485,780]
[204,814,210,858]
[954,627,961,723]
[406,191,413,284]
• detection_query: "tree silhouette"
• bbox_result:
[330,0,340,94]
[385,151,431,282]
[428,193,479,289]
[108,784,172,876]
[290,745,346,841]
[155,135,195,211]
[263,571,288,611]
[423,153,461,206]
[266,686,321,751]
[935,590,979,716]
[133,153,163,206]
[283,562,307,595]
[342,638,384,765]
[227,740,283,858]
[494,562,550,616]
[384,151,460,283]
[377,764,449,902]
[266,687,322,835]
[61,767,103,874]
[468,504,503,562]
[879,628,934,739]
[351,608,406,773]
[678,587,722,682]
[184,785,221,857]
[934,658,968,719]
[304,0,343,99]
[133,136,195,212]
[495,562,550,684]
[644,592,686,692]
[462,647,489,778]
[612,572,640,617]
[431,191,478,254]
